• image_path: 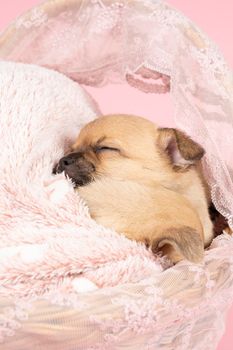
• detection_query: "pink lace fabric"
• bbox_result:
[0,0,233,349]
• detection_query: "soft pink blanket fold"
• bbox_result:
[0,62,163,300]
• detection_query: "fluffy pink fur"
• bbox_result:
[0,62,163,300]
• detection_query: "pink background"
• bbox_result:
[0,1,232,349]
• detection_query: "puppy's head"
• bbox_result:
[54,114,204,187]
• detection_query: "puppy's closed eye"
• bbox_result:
[94,146,120,153]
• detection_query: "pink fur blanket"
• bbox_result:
[0,62,163,300]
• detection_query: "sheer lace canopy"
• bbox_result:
[0,0,233,349]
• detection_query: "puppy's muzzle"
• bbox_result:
[53,152,95,187]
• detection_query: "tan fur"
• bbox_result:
[70,114,214,263]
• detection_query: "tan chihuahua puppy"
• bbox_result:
[54,115,213,263]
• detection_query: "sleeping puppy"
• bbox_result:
[54,114,213,263]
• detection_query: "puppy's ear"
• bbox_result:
[157,128,205,169]
[152,226,204,263]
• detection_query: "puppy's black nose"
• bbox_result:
[59,156,75,168]
[54,153,83,174]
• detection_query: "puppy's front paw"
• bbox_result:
[44,176,74,203]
